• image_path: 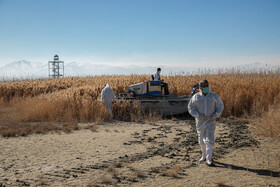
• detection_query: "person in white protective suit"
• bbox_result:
[101,84,116,117]
[151,68,169,95]
[153,67,161,81]
[188,80,224,166]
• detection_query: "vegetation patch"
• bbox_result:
[0,122,79,137]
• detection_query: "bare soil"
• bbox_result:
[0,118,279,187]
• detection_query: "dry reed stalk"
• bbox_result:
[0,73,279,131]
[256,103,280,138]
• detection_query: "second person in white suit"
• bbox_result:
[101,84,116,117]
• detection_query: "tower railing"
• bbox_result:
[48,55,64,78]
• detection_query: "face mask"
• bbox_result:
[201,87,209,94]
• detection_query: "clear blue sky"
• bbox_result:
[0,0,279,67]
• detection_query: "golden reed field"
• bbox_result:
[1,71,280,186]
[0,71,279,138]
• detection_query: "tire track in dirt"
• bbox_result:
[214,119,259,160]
[35,119,259,186]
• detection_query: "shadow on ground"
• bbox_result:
[214,161,279,177]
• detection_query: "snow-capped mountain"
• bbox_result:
[234,62,274,70]
[0,60,278,81]
[0,60,47,80]
[0,60,190,80]
[222,62,278,74]
[0,60,161,80]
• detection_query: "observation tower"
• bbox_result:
[48,54,64,78]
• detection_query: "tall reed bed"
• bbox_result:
[0,72,279,124]
[256,104,280,138]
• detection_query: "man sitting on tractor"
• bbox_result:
[152,67,169,95]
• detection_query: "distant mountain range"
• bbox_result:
[0,60,278,80]
[0,60,195,80]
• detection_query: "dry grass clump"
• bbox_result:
[161,165,182,178]
[113,161,123,168]
[145,136,153,142]
[36,178,48,186]
[151,167,161,173]
[125,163,134,168]
[127,176,138,182]
[228,116,235,120]
[256,103,280,138]
[134,169,146,178]
[62,123,79,133]
[98,175,113,184]
[213,177,226,187]
[0,122,56,137]
[0,122,79,137]
[84,125,98,132]
[107,166,119,178]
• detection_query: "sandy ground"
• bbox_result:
[0,118,279,187]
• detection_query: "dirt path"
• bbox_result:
[0,118,279,186]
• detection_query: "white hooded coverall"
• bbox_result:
[101,84,116,116]
[188,91,224,162]
[153,71,161,81]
